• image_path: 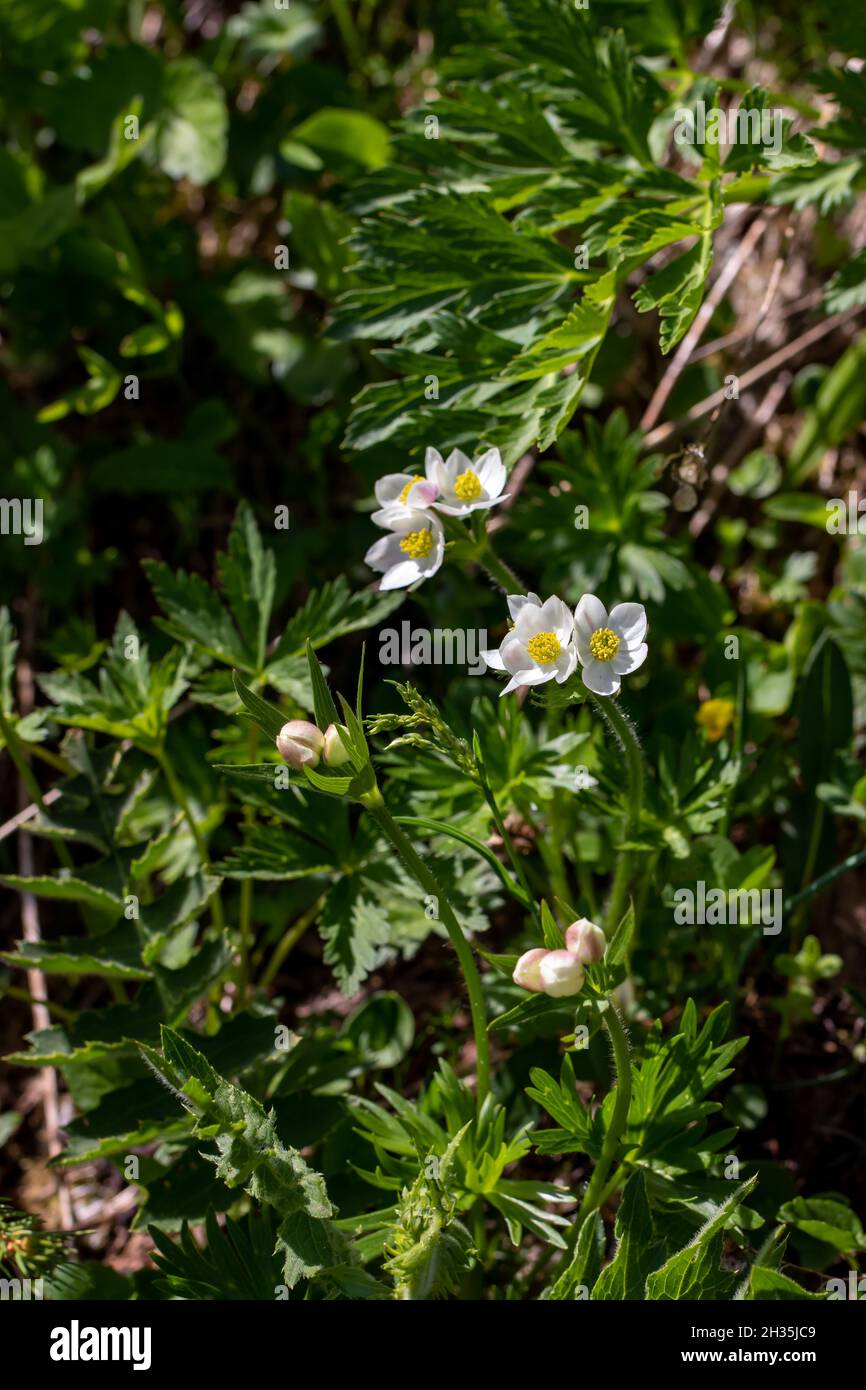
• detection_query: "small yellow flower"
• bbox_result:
[697,697,734,742]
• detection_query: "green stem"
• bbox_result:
[156,750,224,931]
[480,779,540,932]
[785,844,866,916]
[0,984,74,1024]
[237,723,259,1001]
[365,791,491,1112]
[259,893,326,990]
[589,694,644,934]
[568,1003,632,1247]
[0,707,73,869]
[789,804,824,950]
[479,541,524,595]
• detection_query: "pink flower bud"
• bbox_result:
[565,917,606,964]
[323,723,352,767]
[539,949,584,998]
[513,948,548,992]
[276,720,324,769]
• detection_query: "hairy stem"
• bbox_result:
[589,694,644,934]
[365,791,491,1112]
[568,1003,632,1247]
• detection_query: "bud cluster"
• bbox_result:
[512,918,606,998]
[275,719,351,770]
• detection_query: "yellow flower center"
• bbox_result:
[453,468,482,501]
[588,627,620,662]
[526,631,562,665]
[399,527,435,560]
[399,474,426,505]
[697,698,734,742]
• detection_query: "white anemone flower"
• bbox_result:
[365,510,445,591]
[371,471,438,527]
[425,446,509,517]
[482,592,577,696]
[574,594,648,697]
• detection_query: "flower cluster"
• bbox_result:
[365,446,509,590]
[276,719,351,770]
[513,918,606,998]
[482,593,648,698]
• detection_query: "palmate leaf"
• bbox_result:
[644,1176,757,1299]
[591,1171,659,1300]
[141,1026,349,1289]
[150,1209,284,1301]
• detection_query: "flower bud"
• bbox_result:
[512,947,547,993]
[276,720,324,769]
[539,949,584,998]
[565,917,606,964]
[323,723,352,767]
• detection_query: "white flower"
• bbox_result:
[574,594,648,697]
[276,720,324,769]
[425,446,509,517]
[565,917,606,964]
[371,471,438,527]
[365,510,445,591]
[538,950,584,998]
[512,948,548,992]
[482,592,577,696]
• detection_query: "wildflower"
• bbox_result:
[697,697,734,742]
[323,723,352,767]
[538,950,584,998]
[372,471,438,526]
[512,948,548,992]
[276,720,324,769]
[565,917,606,964]
[574,594,648,697]
[482,593,577,696]
[425,446,509,517]
[365,511,445,591]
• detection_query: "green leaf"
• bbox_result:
[305,639,340,730]
[645,1176,758,1299]
[798,636,853,789]
[156,59,228,185]
[231,670,286,743]
[593,1171,659,1300]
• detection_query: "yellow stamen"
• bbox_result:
[453,468,482,502]
[588,628,620,662]
[697,698,734,742]
[526,631,562,665]
[399,528,435,560]
[399,475,426,505]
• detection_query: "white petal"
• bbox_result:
[575,631,593,665]
[539,595,574,643]
[380,560,423,590]
[581,659,620,697]
[612,642,647,676]
[365,534,397,570]
[507,592,540,622]
[481,648,507,671]
[375,474,412,507]
[424,447,444,484]
[500,666,554,696]
[608,602,648,647]
[475,448,506,497]
[554,647,578,683]
[500,634,529,674]
[575,593,609,638]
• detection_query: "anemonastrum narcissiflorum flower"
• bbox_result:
[482,593,577,696]
[364,510,445,591]
[574,594,648,697]
[424,446,509,517]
